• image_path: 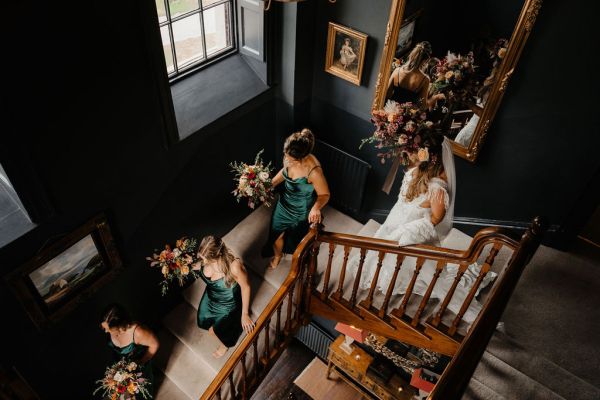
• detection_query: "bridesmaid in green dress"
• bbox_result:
[264,129,330,269]
[101,304,160,396]
[192,236,254,358]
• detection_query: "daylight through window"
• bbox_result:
[156,0,235,78]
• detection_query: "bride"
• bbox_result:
[351,130,495,324]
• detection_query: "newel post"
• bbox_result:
[303,222,322,323]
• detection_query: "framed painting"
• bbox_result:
[5,214,123,329]
[325,22,368,85]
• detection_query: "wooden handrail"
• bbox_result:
[316,226,519,264]
[199,226,319,400]
[428,217,546,399]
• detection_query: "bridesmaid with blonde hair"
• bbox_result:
[193,235,253,358]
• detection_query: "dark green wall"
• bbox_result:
[306,0,600,239]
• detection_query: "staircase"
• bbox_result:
[152,205,550,400]
[153,206,363,399]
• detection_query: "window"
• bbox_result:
[156,0,235,79]
[0,163,36,247]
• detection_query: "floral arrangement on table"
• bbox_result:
[429,51,477,103]
[147,237,199,296]
[230,149,274,209]
[94,359,151,400]
[360,100,434,166]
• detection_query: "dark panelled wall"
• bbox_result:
[307,0,600,237]
[0,1,276,398]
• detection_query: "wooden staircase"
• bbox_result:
[152,205,544,400]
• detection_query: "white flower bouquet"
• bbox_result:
[230,149,274,209]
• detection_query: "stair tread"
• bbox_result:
[154,330,214,399]
[155,372,193,400]
[473,350,566,399]
[478,333,600,399]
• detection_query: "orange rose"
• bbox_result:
[127,381,137,394]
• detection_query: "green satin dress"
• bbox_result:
[197,266,243,347]
[264,167,317,256]
[108,326,154,397]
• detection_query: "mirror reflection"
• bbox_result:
[383,0,523,148]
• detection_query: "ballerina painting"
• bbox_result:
[325,22,368,85]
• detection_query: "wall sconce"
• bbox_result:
[264,0,337,11]
[335,322,368,354]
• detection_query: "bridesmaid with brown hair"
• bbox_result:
[263,129,330,269]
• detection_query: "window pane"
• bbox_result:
[202,0,225,7]
[160,26,175,73]
[156,0,167,23]
[172,14,205,68]
[168,0,200,19]
[203,3,231,57]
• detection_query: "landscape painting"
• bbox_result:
[5,214,123,329]
[29,234,106,309]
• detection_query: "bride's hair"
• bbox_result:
[402,41,432,72]
[284,128,315,160]
[405,131,444,202]
[198,235,237,287]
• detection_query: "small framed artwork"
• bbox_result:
[325,22,368,86]
[5,214,123,329]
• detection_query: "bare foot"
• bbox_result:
[268,255,282,269]
[212,345,228,358]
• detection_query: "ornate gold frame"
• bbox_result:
[371,0,543,162]
[325,22,369,86]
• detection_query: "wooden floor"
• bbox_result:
[251,339,316,400]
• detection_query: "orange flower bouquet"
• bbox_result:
[147,237,199,296]
[94,359,151,400]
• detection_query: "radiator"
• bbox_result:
[313,140,371,215]
[295,322,335,360]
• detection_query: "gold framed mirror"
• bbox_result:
[371,0,542,162]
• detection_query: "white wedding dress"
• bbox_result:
[349,139,496,324]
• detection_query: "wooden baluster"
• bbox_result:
[264,317,271,360]
[349,248,367,307]
[411,260,446,327]
[241,354,247,400]
[448,244,501,336]
[285,284,294,333]
[320,243,336,300]
[333,245,351,301]
[252,339,259,379]
[228,374,235,399]
[431,262,469,327]
[361,251,386,309]
[304,242,320,316]
[394,257,426,317]
[275,303,282,344]
[378,255,405,318]
[295,275,303,323]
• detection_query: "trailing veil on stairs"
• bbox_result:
[152,205,550,399]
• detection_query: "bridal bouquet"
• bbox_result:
[94,359,151,400]
[430,51,477,103]
[230,149,274,209]
[360,100,433,165]
[147,237,199,296]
